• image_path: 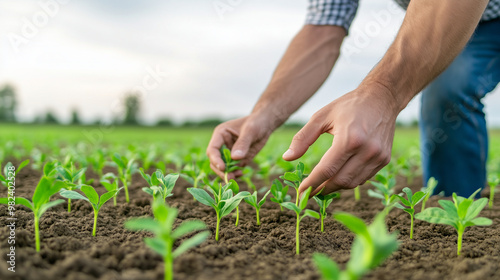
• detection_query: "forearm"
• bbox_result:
[251,25,346,129]
[363,0,488,112]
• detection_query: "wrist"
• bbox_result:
[357,80,404,116]
[249,106,288,132]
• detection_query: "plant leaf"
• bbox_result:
[80,185,99,205]
[172,231,210,258]
[172,220,207,239]
[281,202,300,214]
[144,237,167,257]
[125,217,161,234]
[0,197,34,210]
[38,199,65,217]
[312,253,340,280]
[187,188,215,208]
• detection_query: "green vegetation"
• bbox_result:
[270,179,291,211]
[393,187,426,239]
[421,177,438,211]
[111,153,137,203]
[140,169,179,201]
[280,162,307,205]
[244,190,271,225]
[313,191,340,232]
[367,169,398,212]
[488,174,499,209]
[55,163,86,212]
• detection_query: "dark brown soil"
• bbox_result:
[1,167,499,280]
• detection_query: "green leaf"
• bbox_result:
[139,168,152,185]
[465,198,488,221]
[125,217,161,234]
[411,191,426,205]
[98,190,117,208]
[112,153,126,169]
[281,202,300,214]
[17,159,30,173]
[395,195,411,207]
[457,199,473,219]
[0,197,34,210]
[38,199,65,217]
[144,237,167,257]
[187,188,215,208]
[283,172,300,182]
[172,220,208,239]
[299,187,312,210]
[367,189,385,200]
[333,212,370,240]
[312,253,340,280]
[402,187,413,202]
[415,207,457,228]
[469,217,493,226]
[220,193,249,217]
[172,231,210,258]
[438,200,459,220]
[258,190,271,207]
[60,190,90,201]
[81,185,99,205]
[56,166,72,181]
[403,208,414,215]
[244,192,258,207]
[301,209,320,220]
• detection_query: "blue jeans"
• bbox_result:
[420,18,500,197]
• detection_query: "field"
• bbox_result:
[1,124,500,280]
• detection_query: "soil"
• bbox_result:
[0,166,499,280]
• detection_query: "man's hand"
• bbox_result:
[283,83,399,197]
[207,114,274,181]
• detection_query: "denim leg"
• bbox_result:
[420,19,500,197]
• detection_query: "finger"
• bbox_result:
[282,119,323,161]
[298,137,353,196]
[210,163,226,180]
[207,131,227,172]
[231,125,253,160]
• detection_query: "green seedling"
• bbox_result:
[392,187,426,239]
[100,172,121,206]
[112,153,137,203]
[187,180,250,241]
[353,186,361,201]
[270,179,291,211]
[87,149,107,178]
[313,212,399,280]
[397,156,417,185]
[488,174,499,209]
[125,199,209,280]
[180,157,210,189]
[367,169,398,212]
[313,191,340,232]
[31,149,47,171]
[280,162,307,205]
[415,188,492,255]
[60,185,119,236]
[140,168,179,201]
[56,163,86,212]
[421,177,438,211]
[281,187,319,255]
[0,159,30,188]
[220,146,244,226]
[255,157,272,186]
[0,176,66,252]
[138,147,157,170]
[241,166,256,192]
[244,190,271,225]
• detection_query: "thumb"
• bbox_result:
[231,126,254,160]
[282,119,322,161]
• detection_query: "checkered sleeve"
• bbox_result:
[305,0,359,34]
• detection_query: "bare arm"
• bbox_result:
[207,25,346,179]
[285,0,489,196]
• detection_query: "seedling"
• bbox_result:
[313,212,399,280]
[187,180,250,241]
[125,199,209,280]
[0,176,66,252]
[140,168,179,201]
[367,169,398,212]
[220,146,244,226]
[60,185,119,236]
[313,191,340,232]
[138,147,157,170]
[180,157,210,189]
[392,187,426,239]
[488,174,499,209]
[31,149,47,171]
[397,156,417,185]
[56,163,86,212]
[112,153,137,203]
[270,179,291,211]
[100,172,121,206]
[87,149,107,178]
[241,166,256,192]
[244,190,271,225]
[280,162,307,205]
[281,187,319,255]
[0,160,30,187]
[415,189,492,255]
[353,186,361,201]
[420,177,438,211]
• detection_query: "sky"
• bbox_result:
[1,0,500,126]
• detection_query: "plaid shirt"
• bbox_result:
[306,0,500,33]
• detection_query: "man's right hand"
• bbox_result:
[206,114,275,181]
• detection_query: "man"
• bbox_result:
[207,0,500,198]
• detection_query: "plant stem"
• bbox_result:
[124,180,130,203]
[320,215,324,232]
[215,213,221,241]
[421,199,427,212]
[67,198,71,212]
[354,187,360,201]
[457,230,463,255]
[295,188,299,206]
[296,215,300,255]
[410,214,414,239]
[224,173,228,184]
[113,196,117,206]
[92,211,98,236]
[235,207,239,227]
[34,215,40,252]
[165,242,173,280]
[256,208,260,226]
[279,205,283,211]
[489,187,495,209]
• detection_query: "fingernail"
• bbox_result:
[216,164,221,170]
[233,150,244,158]
[283,149,293,158]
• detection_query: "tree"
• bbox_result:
[0,84,17,122]
[45,111,59,124]
[70,109,81,125]
[123,93,141,125]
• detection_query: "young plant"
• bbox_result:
[397,156,417,185]
[270,179,291,211]
[415,188,492,255]
[220,146,244,226]
[187,180,250,241]
[244,190,271,225]
[488,174,499,209]
[140,168,179,201]
[100,173,121,206]
[125,199,209,280]
[112,153,137,203]
[60,185,119,236]
[420,177,438,211]
[0,160,30,188]
[313,212,399,280]
[367,169,398,212]
[280,162,306,205]
[87,149,107,178]
[56,163,86,212]
[241,166,256,192]
[0,176,66,252]
[30,149,47,171]
[313,191,340,232]
[180,157,210,189]
[353,186,361,201]
[281,187,319,255]
[392,187,426,239]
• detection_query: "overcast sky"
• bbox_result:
[1,0,500,126]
